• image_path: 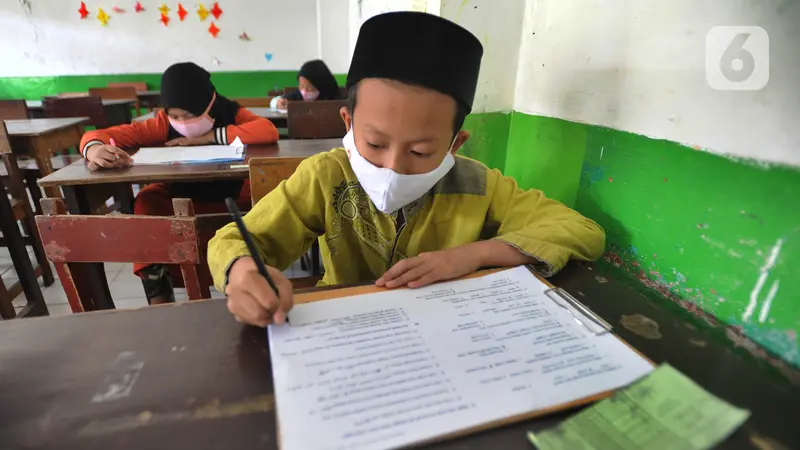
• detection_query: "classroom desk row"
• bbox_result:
[0,263,797,449]
[24,91,161,119]
[37,138,341,311]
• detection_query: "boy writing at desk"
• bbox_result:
[208,12,605,326]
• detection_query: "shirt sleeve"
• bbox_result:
[79,111,170,156]
[213,108,280,145]
[484,171,606,276]
[207,155,326,292]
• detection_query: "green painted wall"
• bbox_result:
[572,118,800,367]
[464,110,800,368]
[0,71,348,100]
[460,112,511,173]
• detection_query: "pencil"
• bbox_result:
[224,197,280,296]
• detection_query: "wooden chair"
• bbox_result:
[35,198,208,313]
[90,86,141,117]
[249,157,322,284]
[0,99,29,120]
[0,150,52,319]
[287,99,348,139]
[235,97,273,108]
[268,89,283,97]
[43,96,109,129]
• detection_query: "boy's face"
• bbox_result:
[340,78,470,175]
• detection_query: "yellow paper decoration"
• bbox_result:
[97,7,110,26]
[158,3,170,15]
[197,4,209,21]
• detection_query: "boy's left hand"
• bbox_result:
[376,246,482,289]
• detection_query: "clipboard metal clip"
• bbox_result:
[544,288,613,335]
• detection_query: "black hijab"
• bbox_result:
[160,62,244,201]
[160,62,241,130]
[292,59,342,100]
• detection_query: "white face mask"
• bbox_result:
[343,127,456,214]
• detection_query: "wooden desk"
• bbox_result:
[37,139,339,311]
[26,99,134,126]
[133,107,287,124]
[5,117,89,197]
[136,90,161,110]
[0,264,796,449]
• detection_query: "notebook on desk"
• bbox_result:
[268,266,655,450]
[131,137,245,165]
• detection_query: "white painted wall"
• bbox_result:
[0,0,352,76]
[513,0,800,166]
[440,0,525,113]
[347,0,438,61]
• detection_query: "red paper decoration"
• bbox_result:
[134,1,145,13]
[210,2,223,20]
[112,5,126,13]
[78,1,89,19]
[238,31,251,41]
[160,13,170,26]
[208,22,220,38]
[177,3,188,21]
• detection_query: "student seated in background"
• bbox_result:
[270,59,343,109]
[80,61,279,305]
[209,12,606,327]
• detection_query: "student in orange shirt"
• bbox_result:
[79,62,279,305]
[271,59,343,109]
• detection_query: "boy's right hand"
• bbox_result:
[85,144,132,171]
[276,97,288,109]
[225,257,294,327]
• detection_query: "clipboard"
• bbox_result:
[285,265,655,449]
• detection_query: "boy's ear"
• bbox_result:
[340,107,352,131]
[451,130,470,154]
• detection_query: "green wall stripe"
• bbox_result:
[0,71,348,100]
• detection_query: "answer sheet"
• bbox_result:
[132,137,245,165]
[268,267,654,450]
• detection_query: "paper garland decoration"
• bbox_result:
[97,7,110,25]
[134,1,145,13]
[210,2,223,20]
[208,22,220,38]
[238,31,251,41]
[264,53,273,62]
[160,13,170,26]
[158,3,170,15]
[112,5,125,13]
[177,3,188,21]
[78,1,89,19]
[197,4,209,21]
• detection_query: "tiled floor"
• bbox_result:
[1,247,311,317]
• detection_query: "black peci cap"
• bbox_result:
[346,12,483,112]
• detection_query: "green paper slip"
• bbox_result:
[528,364,750,450]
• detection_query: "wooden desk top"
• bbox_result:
[38,138,340,187]
[26,99,135,110]
[5,117,89,136]
[133,107,286,123]
[0,264,797,450]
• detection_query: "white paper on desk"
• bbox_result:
[268,266,654,450]
[132,137,245,165]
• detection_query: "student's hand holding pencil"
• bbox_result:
[225,257,294,327]
[85,140,132,171]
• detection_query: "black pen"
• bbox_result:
[225,197,280,296]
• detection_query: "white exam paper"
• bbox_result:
[268,267,654,450]
[132,137,245,165]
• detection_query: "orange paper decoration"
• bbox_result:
[78,1,89,19]
[197,4,209,21]
[160,13,170,26]
[177,3,188,21]
[210,2,223,20]
[208,21,220,38]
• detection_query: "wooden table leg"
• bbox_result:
[61,184,115,311]
[0,178,48,318]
